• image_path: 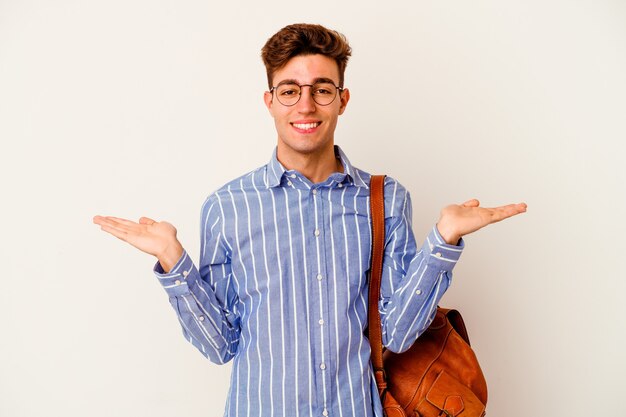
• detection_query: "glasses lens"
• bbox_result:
[311,83,338,105]
[275,83,301,106]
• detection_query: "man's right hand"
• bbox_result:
[93,215,184,273]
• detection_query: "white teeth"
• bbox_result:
[293,122,319,130]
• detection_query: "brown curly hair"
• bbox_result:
[261,23,352,89]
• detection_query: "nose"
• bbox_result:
[296,85,316,113]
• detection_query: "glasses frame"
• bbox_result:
[269,82,345,107]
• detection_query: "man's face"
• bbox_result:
[264,54,350,161]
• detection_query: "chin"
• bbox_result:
[281,136,321,151]
[293,142,330,154]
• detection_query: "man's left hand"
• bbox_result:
[436,199,527,245]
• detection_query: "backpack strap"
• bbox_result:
[368,175,387,394]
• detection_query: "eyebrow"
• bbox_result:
[275,77,338,87]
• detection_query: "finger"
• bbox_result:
[495,202,527,214]
[99,223,129,241]
[105,216,149,233]
[94,215,133,227]
[93,215,120,228]
[487,203,527,222]
[95,216,140,234]
[139,216,156,225]
[461,199,480,208]
[105,216,140,226]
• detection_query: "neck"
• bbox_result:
[276,145,343,184]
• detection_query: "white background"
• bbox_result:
[1,0,625,416]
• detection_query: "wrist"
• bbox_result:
[436,222,461,246]
[157,241,184,273]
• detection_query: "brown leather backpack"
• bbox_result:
[368,175,488,417]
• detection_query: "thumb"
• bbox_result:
[139,216,156,225]
[461,199,480,208]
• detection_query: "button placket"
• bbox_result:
[311,182,331,410]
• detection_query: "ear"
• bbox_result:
[338,88,350,115]
[263,91,274,113]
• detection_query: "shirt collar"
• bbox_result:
[265,148,285,187]
[265,145,368,188]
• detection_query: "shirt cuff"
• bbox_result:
[153,250,198,297]
[423,225,464,269]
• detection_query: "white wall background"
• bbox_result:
[1,0,625,416]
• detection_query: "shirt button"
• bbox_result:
[317,274,323,281]
[322,410,329,416]
[435,252,442,258]
[174,279,181,285]
[312,189,318,195]
[199,315,205,321]
[182,270,189,277]
[338,183,343,188]
[320,363,326,370]
[287,180,293,186]
[318,319,324,325]
[290,174,296,178]
[415,289,422,295]
[314,229,320,237]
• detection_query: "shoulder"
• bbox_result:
[200,164,268,217]
[382,176,411,219]
[351,166,410,222]
[350,164,410,218]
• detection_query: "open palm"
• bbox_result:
[437,199,527,244]
[93,215,182,262]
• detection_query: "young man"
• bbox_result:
[94,23,526,417]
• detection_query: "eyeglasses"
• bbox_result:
[270,81,344,106]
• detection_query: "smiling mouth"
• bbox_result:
[291,122,321,130]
